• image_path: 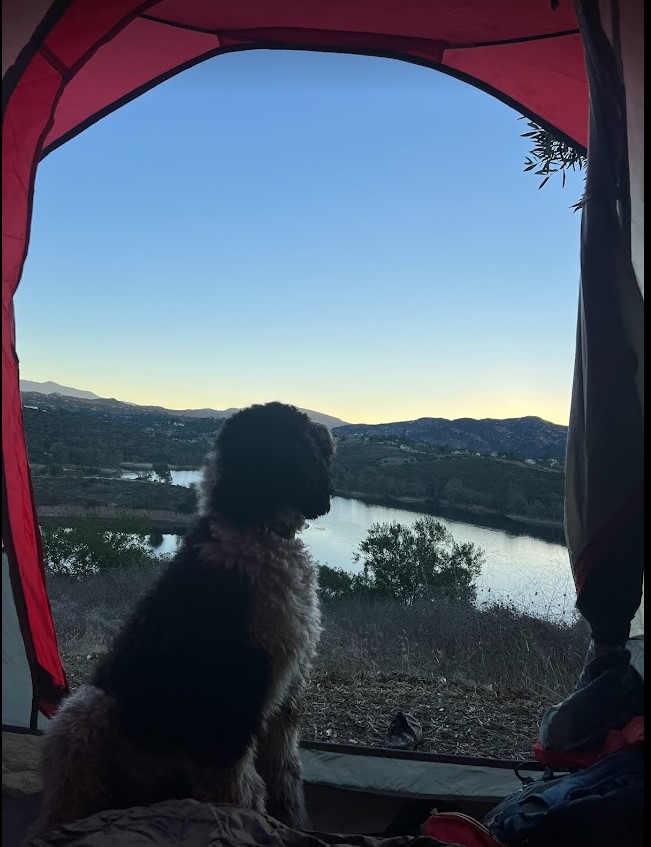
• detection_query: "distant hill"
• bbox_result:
[20,379,103,401]
[21,388,566,526]
[19,380,347,429]
[333,416,568,460]
[164,405,347,429]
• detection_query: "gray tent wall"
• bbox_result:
[2,550,49,732]
[565,0,644,664]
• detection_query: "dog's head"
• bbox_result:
[200,402,336,528]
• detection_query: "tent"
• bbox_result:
[2,0,643,837]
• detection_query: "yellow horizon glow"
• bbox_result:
[21,370,571,427]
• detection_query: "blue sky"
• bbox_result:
[16,49,584,425]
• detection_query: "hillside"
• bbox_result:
[22,392,566,528]
[22,392,220,469]
[20,379,102,401]
[334,416,567,460]
[20,381,347,429]
[332,439,565,525]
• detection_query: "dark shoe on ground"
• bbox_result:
[383,712,423,750]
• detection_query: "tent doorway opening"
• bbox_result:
[3,1,643,843]
[14,45,587,755]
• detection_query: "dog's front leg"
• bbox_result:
[192,745,267,816]
[255,698,306,829]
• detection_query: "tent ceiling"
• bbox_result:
[8,0,588,157]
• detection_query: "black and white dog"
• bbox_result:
[35,402,335,835]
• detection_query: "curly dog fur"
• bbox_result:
[34,402,335,836]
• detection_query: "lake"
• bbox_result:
[126,469,576,623]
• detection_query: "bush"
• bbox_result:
[353,518,483,605]
[152,462,172,483]
[317,563,370,602]
[41,517,164,577]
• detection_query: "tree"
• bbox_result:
[152,462,172,483]
[506,482,528,513]
[41,517,161,577]
[179,484,198,514]
[443,477,466,504]
[317,564,356,602]
[49,442,69,464]
[521,118,586,211]
[354,517,483,606]
[148,531,164,549]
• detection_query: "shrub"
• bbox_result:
[41,516,163,577]
[353,518,483,605]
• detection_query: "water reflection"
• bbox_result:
[137,482,575,622]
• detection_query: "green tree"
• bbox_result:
[179,484,198,514]
[506,482,528,513]
[49,442,69,464]
[48,463,64,477]
[443,477,466,504]
[317,564,356,602]
[152,462,172,483]
[148,531,165,549]
[354,518,483,606]
[41,517,161,577]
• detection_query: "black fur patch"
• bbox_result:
[93,518,269,769]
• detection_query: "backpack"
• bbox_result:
[480,747,644,846]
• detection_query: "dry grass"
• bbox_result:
[46,565,158,657]
[48,566,590,760]
[319,596,589,698]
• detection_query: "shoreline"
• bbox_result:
[34,463,565,539]
[37,490,566,543]
[334,490,565,536]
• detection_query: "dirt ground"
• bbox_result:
[2,658,550,847]
[63,652,549,761]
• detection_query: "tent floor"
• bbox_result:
[3,731,43,846]
[3,788,490,847]
[304,783,496,835]
[1,732,496,845]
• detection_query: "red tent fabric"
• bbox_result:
[5,0,637,729]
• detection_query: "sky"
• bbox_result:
[16,50,585,426]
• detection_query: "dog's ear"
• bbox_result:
[290,423,335,519]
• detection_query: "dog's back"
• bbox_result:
[92,517,272,769]
[36,513,320,833]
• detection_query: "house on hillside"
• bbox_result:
[524,458,536,465]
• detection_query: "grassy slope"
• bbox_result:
[50,565,588,759]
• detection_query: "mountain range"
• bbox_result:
[19,380,348,430]
[335,417,568,460]
[20,380,568,458]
